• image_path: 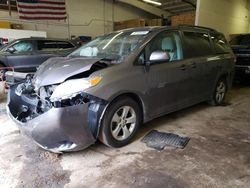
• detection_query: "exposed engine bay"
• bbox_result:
[7,59,110,139]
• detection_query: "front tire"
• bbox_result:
[209,77,227,106]
[99,97,141,148]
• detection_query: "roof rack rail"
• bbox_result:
[178,24,217,32]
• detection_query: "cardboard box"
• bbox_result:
[146,19,162,26]
[114,19,146,31]
[0,21,11,29]
[171,12,196,26]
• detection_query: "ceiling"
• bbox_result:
[140,0,197,15]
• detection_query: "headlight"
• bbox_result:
[50,76,102,102]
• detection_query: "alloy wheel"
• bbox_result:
[215,81,226,104]
[110,106,137,141]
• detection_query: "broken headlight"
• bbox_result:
[50,76,102,102]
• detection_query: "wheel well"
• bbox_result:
[110,93,144,122]
[220,73,228,80]
[219,73,229,88]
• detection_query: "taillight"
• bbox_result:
[2,38,8,44]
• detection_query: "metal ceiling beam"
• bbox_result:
[162,0,182,6]
[167,4,194,11]
[163,3,191,10]
[115,0,171,17]
[182,0,196,8]
[171,8,195,13]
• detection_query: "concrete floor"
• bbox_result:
[0,85,250,188]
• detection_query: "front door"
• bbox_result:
[144,30,189,118]
[6,40,37,72]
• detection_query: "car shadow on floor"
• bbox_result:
[74,84,249,154]
[134,102,210,141]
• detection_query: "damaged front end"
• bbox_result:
[7,75,108,153]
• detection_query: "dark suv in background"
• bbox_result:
[0,38,76,76]
[230,34,250,81]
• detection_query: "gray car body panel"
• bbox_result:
[33,57,102,88]
[7,26,235,152]
[0,38,76,72]
[7,85,97,152]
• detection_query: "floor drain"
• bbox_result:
[141,130,190,151]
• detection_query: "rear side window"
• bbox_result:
[183,31,212,58]
[211,33,231,54]
[38,40,58,51]
[37,40,74,51]
[57,41,74,49]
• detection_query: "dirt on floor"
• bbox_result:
[0,84,250,188]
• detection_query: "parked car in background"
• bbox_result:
[7,25,234,153]
[230,34,250,82]
[0,38,76,79]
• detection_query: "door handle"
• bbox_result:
[191,62,197,68]
[180,64,186,70]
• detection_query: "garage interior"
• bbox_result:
[0,0,250,187]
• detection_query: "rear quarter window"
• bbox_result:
[211,33,231,54]
[57,41,74,49]
[37,40,74,51]
[183,31,212,58]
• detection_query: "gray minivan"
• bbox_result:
[7,25,234,153]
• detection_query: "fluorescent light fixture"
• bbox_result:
[143,0,162,6]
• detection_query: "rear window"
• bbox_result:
[183,31,212,58]
[211,33,231,54]
[37,40,74,51]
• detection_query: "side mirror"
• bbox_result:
[6,47,16,54]
[149,51,170,64]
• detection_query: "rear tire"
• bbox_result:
[209,77,227,106]
[99,97,141,148]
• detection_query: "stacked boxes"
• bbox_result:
[146,19,162,26]
[171,12,196,26]
[114,18,163,31]
[114,19,146,31]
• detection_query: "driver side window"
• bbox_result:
[148,31,183,62]
[12,41,33,53]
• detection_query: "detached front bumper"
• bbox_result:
[7,85,100,153]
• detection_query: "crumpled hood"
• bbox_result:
[33,57,102,88]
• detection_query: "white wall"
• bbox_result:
[0,0,154,39]
[67,0,154,39]
[0,28,46,41]
[196,0,250,38]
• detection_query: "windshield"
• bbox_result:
[69,31,150,62]
[230,35,250,46]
